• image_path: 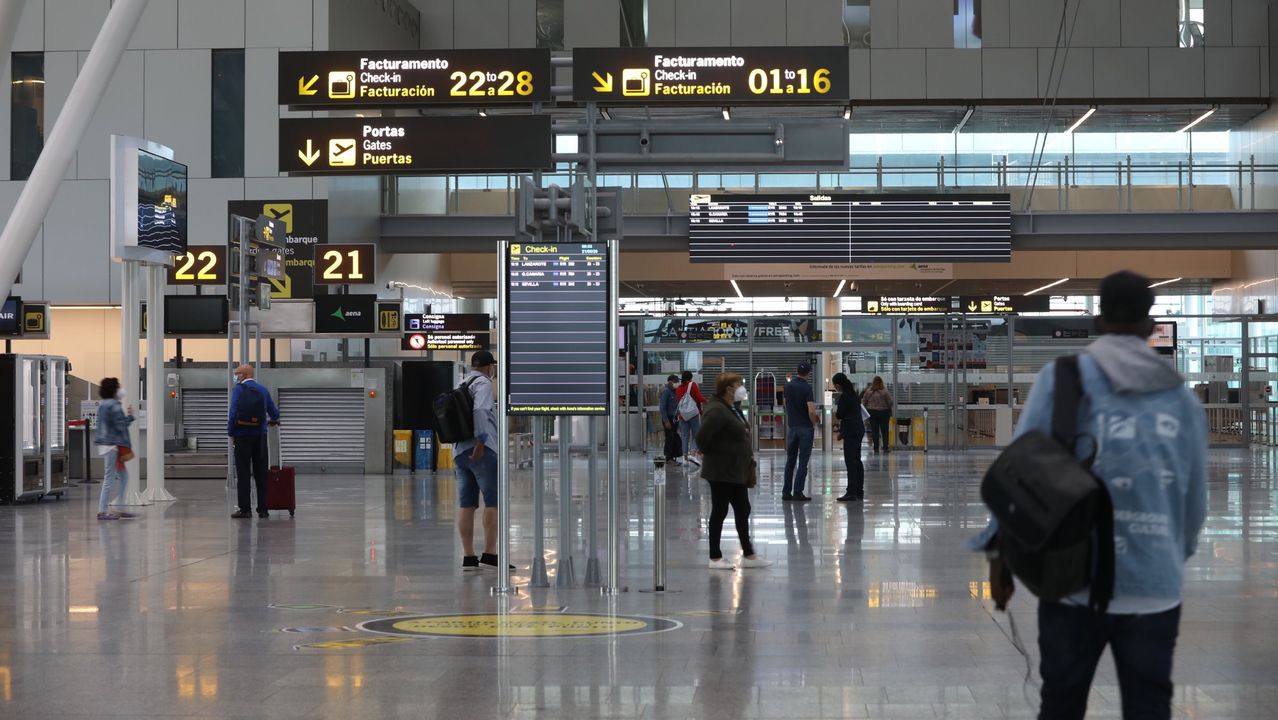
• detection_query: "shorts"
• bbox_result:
[455,449,499,509]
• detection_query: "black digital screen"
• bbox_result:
[506,243,610,415]
[137,150,188,255]
[278,116,553,175]
[163,296,227,336]
[0,296,22,336]
[314,293,377,334]
[689,193,1012,263]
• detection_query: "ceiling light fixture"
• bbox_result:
[842,105,852,120]
[954,106,975,134]
[730,279,744,298]
[478,109,488,117]
[1064,106,1097,134]
[1148,277,1182,289]
[1178,107,1216,133]
[1025,278,1070,295]
[721,107,731,121]
[600,108,611,121]
[833,279,847,298]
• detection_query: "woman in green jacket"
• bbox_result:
[696,372,773,570]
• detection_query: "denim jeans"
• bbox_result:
[783,425,815,496]
[1037,601,1181,720]
[98,447,128,513]
[679,416,701,456]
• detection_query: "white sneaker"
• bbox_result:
[708,558,735,570]
[739,555,773,569]
[688,455,702,467]
[671,457,684,466]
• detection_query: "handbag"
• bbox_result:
[860,404,871,422]
[116,445,135,466]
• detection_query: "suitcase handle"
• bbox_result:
[269,423,282,467]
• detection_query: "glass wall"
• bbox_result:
[10,52,44,181]
[211,49,245,179]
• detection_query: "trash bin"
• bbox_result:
[414,430,435,472]
[392,429,413,471]
[895,417,912,447]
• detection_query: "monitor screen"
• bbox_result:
[163,296,227,336]
[137,149,188,255]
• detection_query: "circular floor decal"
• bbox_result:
[358,612,681,639]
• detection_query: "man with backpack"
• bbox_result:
[659,374,682,465]
[453,350,504,571]
[973,271,1208,720]
[675,370,706,466]
[227,364,280,519]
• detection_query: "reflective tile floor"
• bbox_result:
[0,447,1276,719]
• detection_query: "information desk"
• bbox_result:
[506,243,610,415]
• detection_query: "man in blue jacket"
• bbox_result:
[971,271,1208,720]
[658,374,681,464]
[228,364,280,519]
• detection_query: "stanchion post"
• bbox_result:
[556,417,577,587]
[493,240,516,595]
[530,416,549,587]
[604,237,621,595]
[652,457,667,591]
[584,417,601,585]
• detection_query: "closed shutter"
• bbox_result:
[278,388,365,467]
[182,388,229,453]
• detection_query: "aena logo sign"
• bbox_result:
[329,307,364,322]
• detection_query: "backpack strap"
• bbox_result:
[1051,356,1082,451]
[1088,483,1116,614]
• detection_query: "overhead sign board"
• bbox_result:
[169,246,227,285]
[0,296,22,336]
[21,302,48,339]
[864,297,952,315]
[377,301,402,334]
[278,116,553,175]
[315,243,376,285]
[689,193,1012,264]
[573,46,849,104]
[506,243,610,415]
[403,313,490,333]
[403,331,490,352]
[279,49,553,108]
[314,294,377,334]
[229,200,327,300]
[957,295,1050,314]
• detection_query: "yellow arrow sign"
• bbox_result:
[269,273,292,299]
[298,75,319,96]
[298,139,320,166]
[591,71,613,93]
[968,302,978,312]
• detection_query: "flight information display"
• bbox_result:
[506,242,610,415]
[688,193,1012,264]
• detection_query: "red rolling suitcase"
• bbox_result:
[265,425,296,517]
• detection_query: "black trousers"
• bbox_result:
[663,415,681,460]
[708,481,753,559]
[867,409,892,451]
[234,434,268,512]
[842,427,865,497]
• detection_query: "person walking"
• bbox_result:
[832,373,866,502]
[782,362,818,501]
[696,372,772,570]
[862,376,894,453]
[227,364,280,519]
[675,370,706,466]
[455,351,511,571]
[93,378,136,520]
[658,374,682,465]
[973,270,1208,720]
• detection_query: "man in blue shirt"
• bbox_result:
[658,374,681,464]
[782,362,819,502]
[973,271,1208,720]
[456,351,505,571]
[227,364,280,519]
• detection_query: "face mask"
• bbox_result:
[734,386,748,403]
[115,388,126,400]
[232,374,241,385]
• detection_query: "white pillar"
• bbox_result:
[143,264,174,502]
[0,1,28,79]
[0,0,149,300]
[120,261,149,506]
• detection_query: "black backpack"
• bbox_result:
[980,356,1115,612]
[432,377,478,444]
[234,383,267,429]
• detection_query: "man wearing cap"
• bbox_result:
[970,271,1207,719]
[782,362,820,502]
[658,374,682,464]
[455,350,508,571]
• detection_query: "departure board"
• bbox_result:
[688,193,1012,263]
[506,242,610,415]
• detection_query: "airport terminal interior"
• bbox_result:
[3,0,1278,718]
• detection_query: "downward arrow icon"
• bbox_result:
[968,302,978,312]
[298,75,319,96]
[298,139,320,166]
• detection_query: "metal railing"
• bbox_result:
[386,155,1278,215]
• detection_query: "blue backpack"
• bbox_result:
[235,383,268,429]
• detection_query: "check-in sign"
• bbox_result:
[278,116,553,174]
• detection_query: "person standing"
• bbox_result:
[93,378,136,521]
[658,374,682,465]
[782,362,818,502]
[973,271,1208,720]
[696,372,772,570]
[227,364,280,519]
[862,376,894,453]
[455,351,510,571]
[675,370,706,466]
[832,373,866,502]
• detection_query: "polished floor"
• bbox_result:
[0,445,1275,719]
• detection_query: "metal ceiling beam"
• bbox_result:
[381,210,1278,253]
